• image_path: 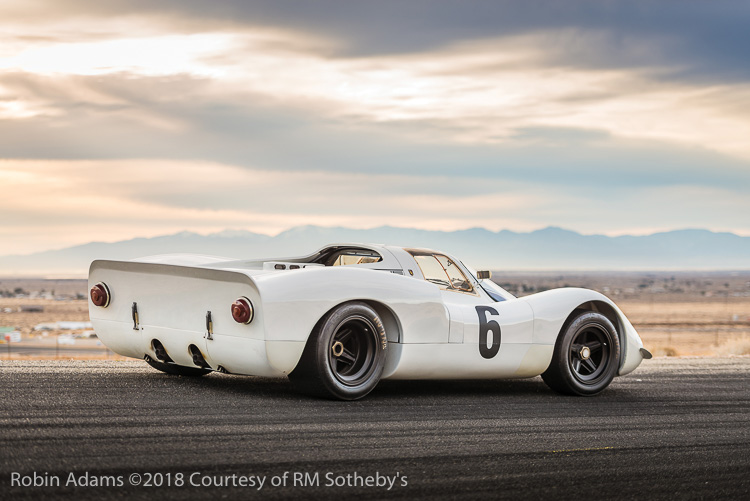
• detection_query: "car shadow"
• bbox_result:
[137,365,639,405]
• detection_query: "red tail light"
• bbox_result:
[231,297,254,324]
[90,282,111,308]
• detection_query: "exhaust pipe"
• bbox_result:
[188,345,211,369]
[151,339,173,363]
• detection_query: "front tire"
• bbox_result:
[146,360,211,377]
[542,311,620,396]
[289,302,387,400]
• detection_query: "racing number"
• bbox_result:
[475,306,501,359]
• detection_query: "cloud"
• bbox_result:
[2,1,750,255]
[3,17,750,162]
[6,1,749,81]
[2,68,749,192]
[2,158,749,256]
[0,159,557,254]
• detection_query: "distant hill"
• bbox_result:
[1,226,749,276]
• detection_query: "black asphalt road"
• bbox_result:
[1,358,749,500]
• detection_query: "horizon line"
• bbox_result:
[1,223,749,260]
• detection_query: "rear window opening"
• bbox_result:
[332,253,382,266]
[316,248,383,267]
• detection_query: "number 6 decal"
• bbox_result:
[476,306,501,359]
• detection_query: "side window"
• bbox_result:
[413,255,451,288]
[435,255,473,292]
[411,252,474,294]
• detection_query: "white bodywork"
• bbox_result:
[88,244,647,380]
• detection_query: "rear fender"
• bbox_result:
[252,266,449,373]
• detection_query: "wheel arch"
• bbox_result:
[287,299,392,399]
[305,299,402,344]
[360,299,402,344]
[559,300,625,371]
[289,298,402,372]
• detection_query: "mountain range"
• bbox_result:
[2,226,749,276]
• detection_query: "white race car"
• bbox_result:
[88,243,651,400]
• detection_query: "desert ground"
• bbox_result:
[1,272,749,359]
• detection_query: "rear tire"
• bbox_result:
[289,302,387,400]
[542,311,620,396]
[146,360,211,377]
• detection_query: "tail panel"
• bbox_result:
[88,260,281,377]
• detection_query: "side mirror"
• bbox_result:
[476,270,492,280]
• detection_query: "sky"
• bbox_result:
[2,0,750,255]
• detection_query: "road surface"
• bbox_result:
[1,358,749,499]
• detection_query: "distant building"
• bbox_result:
[1,326,21,343]
[33,321,93,331]
[56,321,93,330]
[20,305,44,312]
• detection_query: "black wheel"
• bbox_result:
[542,311,620,396]
[146,359,211,377]
[289,302,388,400]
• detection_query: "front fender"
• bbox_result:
[521,288,646,376]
